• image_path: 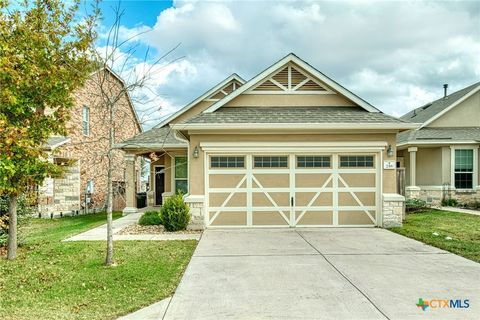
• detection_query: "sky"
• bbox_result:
[90,0,480,129]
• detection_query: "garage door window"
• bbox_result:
[211,156,245,168]
[340,155,374,168]
[254,156,288,168]
[297,156,330,168]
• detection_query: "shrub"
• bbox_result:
[160,194,190,232]
[441,198,458,207]
[138,211,162,226]
[405,198,429,213]
[468,200,480,209]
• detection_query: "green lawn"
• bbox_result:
[0,212,197,320]
[390,209,480,263]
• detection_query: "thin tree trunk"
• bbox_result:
[7,195,18,260]
[105,106,115,266]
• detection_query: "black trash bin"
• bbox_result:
[136,192,147,208]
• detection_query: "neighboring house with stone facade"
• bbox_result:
[37,68,142,216]
[118,53,415,229]
[397,82,480,205]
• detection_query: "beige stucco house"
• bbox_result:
[38,68,142,216]
[398,82,480,204]
[118,54,416,228]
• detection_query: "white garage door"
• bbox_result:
[206,153,380,227]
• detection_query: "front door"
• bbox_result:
[154,166,165,206]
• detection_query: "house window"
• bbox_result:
[340,155,374,168]
[253,156,288,168]
[82,106,90,136]
[174,156,188,194]
[297,156,331,168]
[211,156,245,168]
[454,149,473,189]
[86,180,94,194]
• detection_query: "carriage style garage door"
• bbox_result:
[206,152,381,227]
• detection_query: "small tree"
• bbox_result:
[85,2,180,265]
[0,0,97,259]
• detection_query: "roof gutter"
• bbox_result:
[171,122,420,131]
[114,143,187,150]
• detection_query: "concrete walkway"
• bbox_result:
[64,210,201,241]
[440,206,480,216]
[117,297,171,320]
[162,228,480,320]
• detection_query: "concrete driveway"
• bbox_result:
[163,228,480,320]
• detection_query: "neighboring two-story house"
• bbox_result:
[37,68,142,216]
[398,82,480,204]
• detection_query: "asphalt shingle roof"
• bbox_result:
[44,136,69,150]
[184,106,406,124]
[118,126,186,148]
[400,82,480,123]
[397,127,480,144]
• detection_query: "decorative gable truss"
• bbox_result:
[204,80,243,102]
[249,64,334,94]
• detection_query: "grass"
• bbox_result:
[390,209,480,263]
[0,212,197,320]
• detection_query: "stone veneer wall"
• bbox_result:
[406,187,480,206]
[184,197,205,230]
[382,193,405,228]
[53,163,81,212]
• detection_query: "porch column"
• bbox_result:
[407,147,418,188]
[123,154,138,215]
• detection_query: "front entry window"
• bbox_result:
[175,156,188,194]
[454,149,473,189]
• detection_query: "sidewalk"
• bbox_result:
[117,297,171,320]
[64,209,201,241]
[440,206,480,216]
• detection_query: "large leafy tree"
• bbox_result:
[0,0,98,259]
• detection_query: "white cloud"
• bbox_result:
[101,0,480,128]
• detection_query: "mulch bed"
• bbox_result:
[116,224,201,235]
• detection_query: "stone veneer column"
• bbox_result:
[184,195,205,230]
[382,193,405,228]
[123,154,138,216]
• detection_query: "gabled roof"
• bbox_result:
[400,81,480,127]
[154,73,245,128]
[204,53,380,114]
[92,66,143,132]
[115,126,187,150]
[172,106,418,130]
[187,106,404,124]
[397,127,480,145]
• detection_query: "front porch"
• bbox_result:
[115,126,205,229]
[397,144,480,205]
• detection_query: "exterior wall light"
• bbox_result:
[193,145,200,158]
[387,145,394,157]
